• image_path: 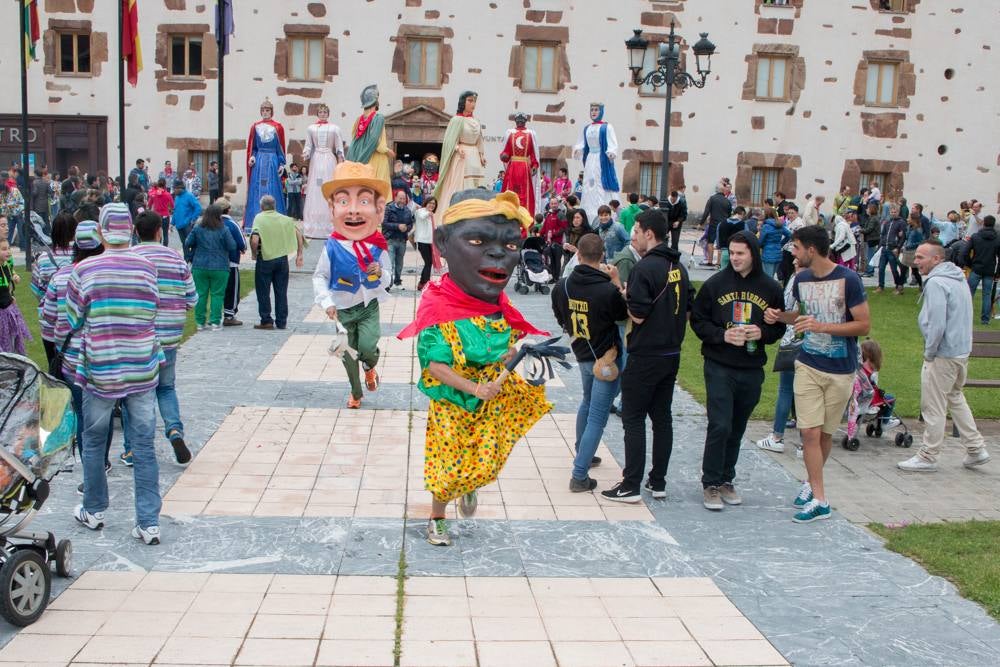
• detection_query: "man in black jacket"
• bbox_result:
[381,189,414,288]
[699,185,732,267]
[967,215,1000,325]
[602,209,694,503]
[664,190,687,251]
[691,231,785,510]
[551,235,628,492]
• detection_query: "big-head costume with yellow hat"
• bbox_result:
[312,161,392,405]
[398,189,552,507]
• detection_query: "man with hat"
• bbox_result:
[312,161,391,408]
[65,202,165,545]
[346,85,393,189]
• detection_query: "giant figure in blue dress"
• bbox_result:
[244,98,287,230]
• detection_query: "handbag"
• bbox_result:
[772,344,799,373]
[900,248,916,268]
[48,330,76,381]
[563,278,620,382]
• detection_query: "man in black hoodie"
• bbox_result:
[602,209,694,503]
[551,235,628,492]
[691,231,785,510]
[967,215,999,325]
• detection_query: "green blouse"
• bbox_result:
[416,315,515,411]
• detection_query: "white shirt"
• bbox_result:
[869,186,882,203]
[312,240,391,312]
[413,208,434,244]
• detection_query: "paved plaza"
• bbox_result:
[3,241,1000,666]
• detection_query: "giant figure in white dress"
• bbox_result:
[572,103,620,222]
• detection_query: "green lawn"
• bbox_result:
[10,267,255,368]
[677,282,1000,419]
[871,521,1000,621]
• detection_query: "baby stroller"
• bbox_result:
[514,236,552,295]
[840,366,912,451]
[0,353,76,626]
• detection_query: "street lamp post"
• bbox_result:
[626,22,716,201]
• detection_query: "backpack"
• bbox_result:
[945,239,969,268]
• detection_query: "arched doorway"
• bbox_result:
[383,104,452,171]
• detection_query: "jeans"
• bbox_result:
[192,267,229,326]
[621,354,680,489]
[123,347,183,455]
[388,239,407,285]
[573,357,622,481]
[546,244,563,282]
[286,192,302,220]
[338,299,381,399]
[772,369,795,437]
[176,224,190,247]
[6,215,24,251]
[669,225,682,252]
[864,243,877,274]
[224,265,241,318]
[161,215,171,246]
[417,242,433,286]
[762,261,778,279]
[701,359,764,488]
[70,383,114,462]
[255,256,289,327]
[81,389,161,529]
[968,272,995,323]
[878,247,903,288]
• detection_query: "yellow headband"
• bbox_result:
[441,191,533,230]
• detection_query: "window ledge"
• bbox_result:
[753,97,791,103]
[165,75,206,82]
[520,88,559,95]
[402,83,443,90]
[863,103,901,109]
[55,72,93,79]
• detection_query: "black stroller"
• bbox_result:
[0,353,76,626]
[514,236,552,295]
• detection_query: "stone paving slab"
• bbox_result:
[259,335,415,384]
[0,571,788,667]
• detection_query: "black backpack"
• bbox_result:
[945,239,969,268]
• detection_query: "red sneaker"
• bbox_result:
[346,396,362,409]
[364,367,380,392]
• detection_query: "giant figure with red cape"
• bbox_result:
[499,113,540,216]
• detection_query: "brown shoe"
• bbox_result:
[223,317,243,327]
[254,322,274,330]
[719,483,742,506]
[364,366,380,392]
[703,486,724,511]
[346,396,362,409]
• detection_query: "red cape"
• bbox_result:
[398,274,548,339]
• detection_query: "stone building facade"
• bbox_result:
[1,0,996,216]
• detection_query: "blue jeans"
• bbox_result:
[82,389,161,528]
[878,247,902,288]
[6,215,24,251]
[388,239,407,285]
[762,261,778,279]
[772,370,795,437]
[864,243,877,274]
[123,347,182,454]
[70,383,114,462]
[573,357,622,481]
[968,272,994,323]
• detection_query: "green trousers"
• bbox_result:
[192,268,229,326]
[338,299,381,398]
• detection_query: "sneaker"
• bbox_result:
[426,518,451,546]
[346,396,362,409]
[702,486,724,511]
[719,483,742,506]
[119,451,133,467]
[898,455,938,472]
[168,431,192,466]
[208,323,221,331]
[590,456,602,468]
[364,366,380,392]
[458,490,478,517]
[77,482,83,495]
[963,449,991,469]
[196,324,205,331]
[793,499,831,523]
[73,504,105,530]
[106,461,112,473]
[600,481,641,504]
[254,322,274,330]
[883,417,902,430]
[643,480,666,499]
[132,524,161,545]
[792,483,813,509]
[795,445,804,460]
[223,317,243,327]
[756,435,785,453]
[785,418,796,429]
[570,476,598,493]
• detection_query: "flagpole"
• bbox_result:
[217,0,225,195]
[118,0,126,193]
[19,0,33,270]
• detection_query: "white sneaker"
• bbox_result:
[795,445,804,460]
[898,455,938,472]
[73,504,105,530]
[196,324,205,331]
[963,449,991,469]
[208,323,221,331]
[883,417,902,430]
[131,525,161,545]
[756,435,785,453]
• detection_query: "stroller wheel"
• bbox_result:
[904,434,913,448]
[515,284,529,295]
[55,540,73,578]
[865,424,875,437]
[894,433,906,447]
[842,436,860,451]
[538,285,550,295]
[0,549,51,626]
[874,425,883,438]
